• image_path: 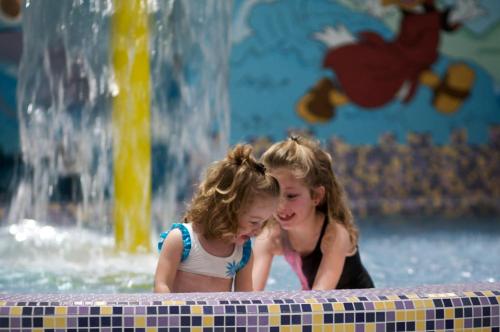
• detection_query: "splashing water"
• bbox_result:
[9,0,231,236]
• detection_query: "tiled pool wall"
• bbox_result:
[1,283,499,331]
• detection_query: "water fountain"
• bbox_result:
[2,0,231,291]
[9,0,231,249]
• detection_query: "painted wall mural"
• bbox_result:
[1,0,499,216]
[229,0,500,216]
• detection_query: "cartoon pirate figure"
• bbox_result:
[297,0,484,123]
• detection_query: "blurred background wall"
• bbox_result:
[1,0,499,218]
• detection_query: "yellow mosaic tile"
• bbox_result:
[268,304,280,313]
[147,328,159,332]
[305,298,318,303]
[346,296,359,302]
[413,300,425,308]
[455,318,464,329]
[312,313,323,325]
[395,310,405,321]
[333,325,345,332]
[365,323,376,332]
[344,323,355,332]
[162,300,185,305]
[269,315,280,326]
[385,301,395,310]
[32,329,43,332]
[94,301,106,306]
[311,303,323,312]
[406,310,415,321]
[333,302,344,311]
[202,316,213,326]
[0,301,5,306]
[387,295,399,300]
[43,317,55,328]
[100,306,112,315]
[416,310,425,321]
[55,306,67,316]
[312,325,323,332]
[281,327,291,332]
[445,308,454,319]
[191,305,202,314]
[482,290,494,297]
[416,321,426,331]
[423,299,435,307]
[463,292,476,297]
[324,325,333,332]
[373,301,385,310]
[292,326,302,332]
[10,306,22,316]
[55,317,66,328]
[135,316,146,328]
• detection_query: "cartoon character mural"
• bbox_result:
[297,0,484,123]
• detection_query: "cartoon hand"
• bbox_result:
[449,0,486,23]
[313,25,355,49]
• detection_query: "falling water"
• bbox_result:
[8,0,231,235]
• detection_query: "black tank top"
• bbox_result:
[300,220,374,289]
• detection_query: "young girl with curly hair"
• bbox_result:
[154,144,280,293]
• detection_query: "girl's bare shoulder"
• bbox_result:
[321,221,352,255]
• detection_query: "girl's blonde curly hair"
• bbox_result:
[184,144,280,241]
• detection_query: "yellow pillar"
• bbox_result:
[111,0,151,253]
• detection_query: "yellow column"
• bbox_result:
[111,0,151,253]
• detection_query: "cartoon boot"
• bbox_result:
[433,63,475,114]
[296,77,348,123]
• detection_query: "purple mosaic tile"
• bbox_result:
[158,316,168,326]
[147,316,156,326]
[248,315,258,326]
[123,307,134,315]
[67,317,77,327]
[10,318,20,328]
[123,316,134,327]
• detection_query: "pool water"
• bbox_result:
[0,216,499,293]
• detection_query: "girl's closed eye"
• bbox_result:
[286,193,299,200]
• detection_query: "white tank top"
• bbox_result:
[158,223,251,279]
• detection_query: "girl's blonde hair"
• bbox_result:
[184,144,280,241]
[260,136,358,248]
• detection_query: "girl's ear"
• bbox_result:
[313,186,326,206]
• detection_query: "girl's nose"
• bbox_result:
[277,196,287,211]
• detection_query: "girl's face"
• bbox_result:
[271,168,322,230]
[234,196,279,245]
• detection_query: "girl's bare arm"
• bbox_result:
[153,229,183,293]
[312,222,352,290]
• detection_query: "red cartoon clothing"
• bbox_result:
[323,2,457,107]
